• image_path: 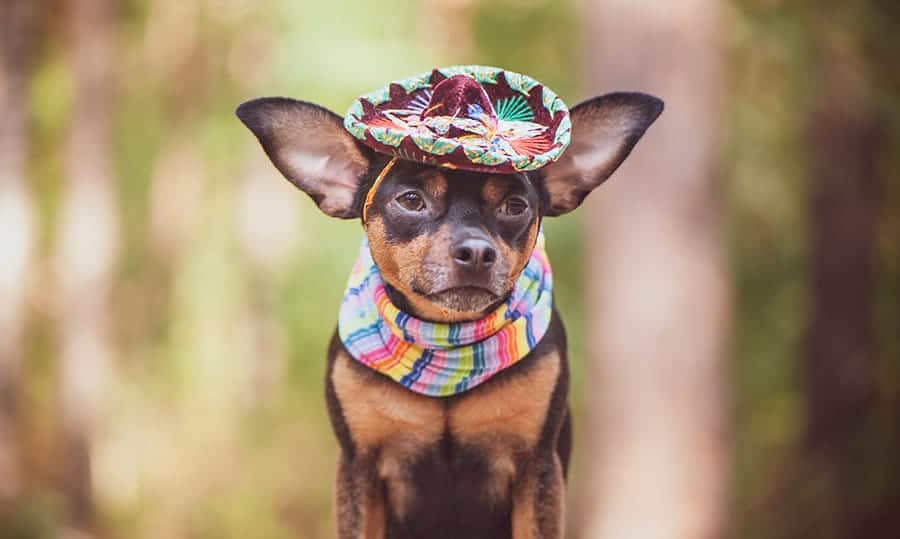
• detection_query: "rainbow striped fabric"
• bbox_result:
[338,232,554,397]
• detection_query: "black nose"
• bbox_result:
[451,238,497,272]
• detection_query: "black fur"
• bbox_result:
[236,90,663,538]
[367,163,540,252]
[325,311,570,539]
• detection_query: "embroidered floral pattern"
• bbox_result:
[344,65,571,173]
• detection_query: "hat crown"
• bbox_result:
[423,75,496,124]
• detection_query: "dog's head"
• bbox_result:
[237,93,662,322]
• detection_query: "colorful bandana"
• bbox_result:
[344,65,571,174]
[338,232,554,397]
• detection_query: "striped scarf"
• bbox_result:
[338,232,553,397]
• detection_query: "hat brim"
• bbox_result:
[344,66,571,174]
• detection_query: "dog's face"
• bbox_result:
[237,92,662,322]
[361,162,541,320]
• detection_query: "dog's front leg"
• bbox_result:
[335,452,386,539]
[511,452,565,539]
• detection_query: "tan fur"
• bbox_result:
[332,347,562,528]
[511,472,539,539]
[367,218,495,323]
[447,350,560,505]
[521,220,539,273]
[479,442,520,503]
[333,352,443,524]
[365,217,445,320]
[365,217,403,289]
[448,350,559,446]
[481,174,539,285]
[480,175,509,207]
[511,454,565,539]
[377,448,415,521]
[333,349,559,453]
[421,170,448,201]
[495,219,539,292]
[332,351,444,451]
[361,480,386,539]
[335,452,388,539]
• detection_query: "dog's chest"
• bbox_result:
[332,350,559,510]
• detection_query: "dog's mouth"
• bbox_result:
[425,286,501,313]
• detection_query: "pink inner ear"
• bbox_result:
[423,74,496,121]
[237,97,373,218]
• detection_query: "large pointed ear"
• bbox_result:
[236,97,373,219]
[540,92,664,216]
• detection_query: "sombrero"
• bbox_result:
[344,65,571,175]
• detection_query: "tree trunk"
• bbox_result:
[580,1,730,538]
[0,0,36,508]
[55,0,119,533]
[800,16,887,538]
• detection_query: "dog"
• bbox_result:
[237,68,662,539]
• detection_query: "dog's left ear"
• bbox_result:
[540,92,663,216]
[236,97,373,219]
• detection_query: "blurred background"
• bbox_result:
[1,0,898,538]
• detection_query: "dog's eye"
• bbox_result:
[396,191,426,212]
[502,197,528,216]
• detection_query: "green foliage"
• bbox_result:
[8,0,899,537]
[471,0,581,101]
[10,1,586,537]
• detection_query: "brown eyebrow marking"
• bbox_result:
[481,175,511,206]
[420,170,448,201]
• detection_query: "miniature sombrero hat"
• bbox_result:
[344,65,571,174]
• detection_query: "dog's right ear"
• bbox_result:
[539,92,663,216]
[236,97,372,219]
